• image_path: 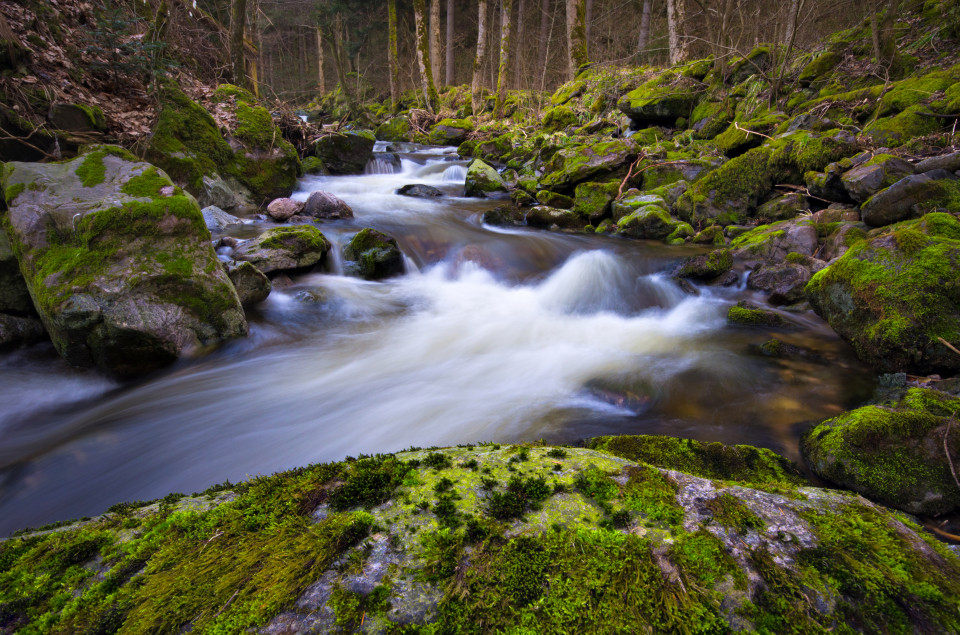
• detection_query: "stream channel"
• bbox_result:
[0,143,876,535]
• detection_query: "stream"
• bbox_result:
[0,144,875,535]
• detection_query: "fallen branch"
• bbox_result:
[733,121,774,141]
[925,522,960,543]
[617,153,645,199]
[938,336,960,357]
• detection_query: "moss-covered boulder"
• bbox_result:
[311,131,376,175]
[234,225,331,274]
[859,170,960,227]
[730,218,819,263]
[375,115,413,142]
[675,249,734,280]
[146,83,300,203]
[727,301,791,327]
[5,442,960,633]
[428,118,473,146]
[802,387,960,515]
[0,147,247,377]
[840,154,914,203]
[146,83,235,195]
[343,228,405,280]
[525,205,587,230]
[798,51,842,86]
[482,203,525,226]
[47,103,107,133]
[464,159,508,197]
[806,212,960,373]
[615,205,680,240]
[542,105,578,132]
[573,181,619,223]
[676,130,859,226]
[539,138,637,193]
[535,190,573,209]
[755,192,809,222]
[641,159,717,191]
[617,72,703,127]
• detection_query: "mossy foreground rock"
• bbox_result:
[805,212,960,373]
[234,225,331,274]
[0,147,247,377]
[343,228,405,280]
[803,388,960,516]
[312,131,376,175]
[4,440,960,633]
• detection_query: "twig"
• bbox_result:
[199,529,224,552]
[617,154,645,199]
[212,588,240,619]
[946,416,960,493]
[938,337,960,357]
[733,121,773,141]
[925,522,960,543]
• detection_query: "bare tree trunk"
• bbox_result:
[430,0,441,86]
[247,0,260,96]
[636,0,651,62]
[584,0,592,57]
[539,0,550,70]
[316,27,325,92]
[446,0,455,86]
[565,0,587,79]
[666,0,688,65]
[514,0,526,89]
[877,0,899,68]
[229,0,248,88]
[472,0,489,116]
[772,0,803,101]
[329,15,356,108]
[495,0,514,117]
[388,0,400,111]
[414,0,439,111]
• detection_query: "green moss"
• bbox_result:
[234,103,277,149]
[728,302,789,328]
[670,530,746,588]
[119,167,169,198]
[798,51,841,84]
[257,225,329,253]
[4,181,25,205]
[75,151,106,187]
[705,493,764,532]
[589,435,805,488]
[210,83,257,104]
[542,105,578,132]
[622,464,684,527]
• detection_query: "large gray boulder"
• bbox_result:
[0,146,247,376]
[840,154,914,203]
[860,170,960,227]
[303,191,354,219]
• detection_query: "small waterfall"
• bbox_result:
[365,156,399,175]
[327,239,345,275]
[442,165,466,182]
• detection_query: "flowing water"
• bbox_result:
[0,144,875,535]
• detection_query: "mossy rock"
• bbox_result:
[806,212,960,373]
[727,301,790,327]
[311,131,375,175]
[730,218,819,263]
[375,116,413,143]
[227,101,302,202]
[802,387,960,515]
[798,51,842,86]
[428,118,473,146]
[692,225,726,245]
[542,105,578,132]
[572,181,619,222]
[535,190,573,209]
[690,99,733,140]
[617,72,704,126]
[5,443,960,634]
[587,434,806,487]
[641,159,717,191]
[210,83,257,104]
[234,225,331,274]
[675,249,733,280]
[146,82,235,194]
[301,156,327,175]
[0,229,34,316]
[713,113,788,156]
[839,154,914,204]
[343,228,405,281]
[482,203,525,226]
[677,130,860,226]
[615,205,680,240]
[860,171,960,227]
[47,102,107,133]
[525,205,587,230]
[726,45,773,84]
[0,148,247,377]
[464,159,508,197]
[540,139,638,193]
